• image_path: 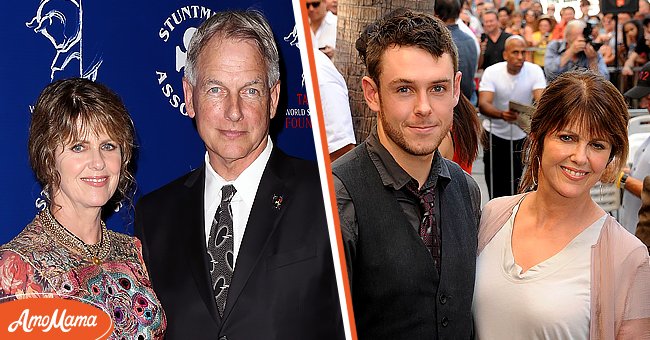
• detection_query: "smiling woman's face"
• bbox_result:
[538,123,612,199]
[52,129,122,212]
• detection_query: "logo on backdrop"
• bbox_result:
[283,26,311,130]
[155,5,215,116]
[26,0,103,81]
[283,26,304,86]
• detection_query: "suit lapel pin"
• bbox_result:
[272,194,283,210]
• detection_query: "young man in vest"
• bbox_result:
[332,9,481,339]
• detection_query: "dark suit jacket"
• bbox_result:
[135,148,344,340]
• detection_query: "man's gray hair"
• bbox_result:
[564,19,586,42]
[184,10,280,88]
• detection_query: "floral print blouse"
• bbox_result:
[0,213,166,339]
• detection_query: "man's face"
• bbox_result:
[476,2,485,15]
[603,14,614,32]
[498,10,510,27]
[483,12,499,34]
[644,24,650,46]
[547,5,556,17]
[362,46,460,159]
[619,12,632,23]
[567,25,586,51]
[561,8,575,23]
[640,0,650,15]
[183,37,280,176]
[307,0,326,22]
[504,39,526,74]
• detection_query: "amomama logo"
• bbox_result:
[0,294,113,339]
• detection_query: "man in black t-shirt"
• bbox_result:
[479,10,511,70]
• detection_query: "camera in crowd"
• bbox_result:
[583,20,603,51]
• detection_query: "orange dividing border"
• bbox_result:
[295,1,358,339]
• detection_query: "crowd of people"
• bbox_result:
[308,0,650,197]
[463,0,650,76]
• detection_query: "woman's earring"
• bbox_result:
[532,156,541,188]
[532,171,537,187]
[114,201,123,213]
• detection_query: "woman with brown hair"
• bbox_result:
[0,78,166,338]
[473,71,650,339]
[439,93,483,173]
[529,15,554,68]
[522,9,539,46]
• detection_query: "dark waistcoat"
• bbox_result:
[333,143,477,340]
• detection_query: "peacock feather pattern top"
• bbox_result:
[0,211,166,339]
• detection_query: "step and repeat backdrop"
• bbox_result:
[0,0,315,243]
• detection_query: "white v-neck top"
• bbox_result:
[473,202,606,339]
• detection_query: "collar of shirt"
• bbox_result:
[325,10,337,24]
[365,128,450,192]
[203,137,273,267]
[557,40,569,55]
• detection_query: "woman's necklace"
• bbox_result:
[40,209,111,265]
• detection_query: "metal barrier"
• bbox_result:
[483,118,520,199]
[591,182,621,213]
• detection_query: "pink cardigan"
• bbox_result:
[478,194,650,339]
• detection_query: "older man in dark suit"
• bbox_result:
[135,10,344,340]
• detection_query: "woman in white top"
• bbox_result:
[473,70,650,339]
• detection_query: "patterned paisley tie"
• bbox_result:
[406,181,440,272]
[207,184,236,316]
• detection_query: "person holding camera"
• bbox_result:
[544,20,609,82]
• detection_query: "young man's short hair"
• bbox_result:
[356,9,458,86]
